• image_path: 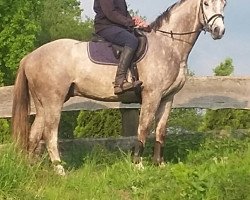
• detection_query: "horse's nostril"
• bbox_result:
[213,27,225,36]
[214,27,220,34]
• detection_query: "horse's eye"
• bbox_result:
[204,1,209,6]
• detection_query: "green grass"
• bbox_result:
[0,133,250,200]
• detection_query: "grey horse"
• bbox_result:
[12,0,227,175]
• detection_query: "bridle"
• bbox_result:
[155,0,225,37]
[201,0,224,32]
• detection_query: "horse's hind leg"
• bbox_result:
[28,111,45,156]
[28,91,45,156]
[42,104,65,175]
[153,96,173,165]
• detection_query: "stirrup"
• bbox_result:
[133,80,143,88]
[114,80,134,95]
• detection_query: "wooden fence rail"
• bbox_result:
[1,76,250,136]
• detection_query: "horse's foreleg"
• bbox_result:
[153,96,173,165]
[132,94,161,164]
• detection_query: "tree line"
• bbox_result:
[0,0,249,144]
[0,0,93,86]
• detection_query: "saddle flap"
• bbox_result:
[88,42,119,65]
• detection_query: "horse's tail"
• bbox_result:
[12,58,30,151]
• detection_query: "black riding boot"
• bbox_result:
[114,46,135,95]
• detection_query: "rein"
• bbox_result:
[155,29,205,37]
[155,0,224,37]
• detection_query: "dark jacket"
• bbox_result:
[94,0,135,33]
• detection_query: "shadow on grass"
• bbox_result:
[59,132,208,170]
[60,129,250,170]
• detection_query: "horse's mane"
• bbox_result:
[150,0,188,31]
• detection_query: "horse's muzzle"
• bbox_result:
[211,26,225,40]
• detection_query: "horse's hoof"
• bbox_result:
[159,162,166,168]
[133,157,144,170]
[54,164,66,176]
[132,155,144,170]
[152,157,165,166]
[132,155,142,164]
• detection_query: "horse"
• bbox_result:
[12,0,227,175]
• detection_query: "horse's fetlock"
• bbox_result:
[153,141,165,165]
[131,140,144,157]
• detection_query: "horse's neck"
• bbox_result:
[164,0,201,29]
[156,0,202,60]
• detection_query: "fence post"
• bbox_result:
[120,108,139,137]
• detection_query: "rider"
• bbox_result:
[93,0,148,95]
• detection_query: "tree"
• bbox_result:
[213,58,234,76]
[0,0,41,85]
[0,0,41,143]
[37,0,93,46]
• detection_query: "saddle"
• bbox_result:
[87,29,148,85]
[88,29,148,64]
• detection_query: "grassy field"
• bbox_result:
[0,132,250,200]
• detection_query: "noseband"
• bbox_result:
[156,0,225,36]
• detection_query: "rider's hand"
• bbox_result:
[132,16,149,28]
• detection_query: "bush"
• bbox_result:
[169,108,203,132]
[74,110,122,138]
[59,111,79,139]
[0,118,11,144]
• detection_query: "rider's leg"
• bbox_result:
[98,27,142,94]
[114,45,135,94]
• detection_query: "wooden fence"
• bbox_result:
[1,76,250,136]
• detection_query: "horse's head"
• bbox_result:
[200,0,227,39]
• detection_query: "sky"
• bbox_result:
[81,0,250,76]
